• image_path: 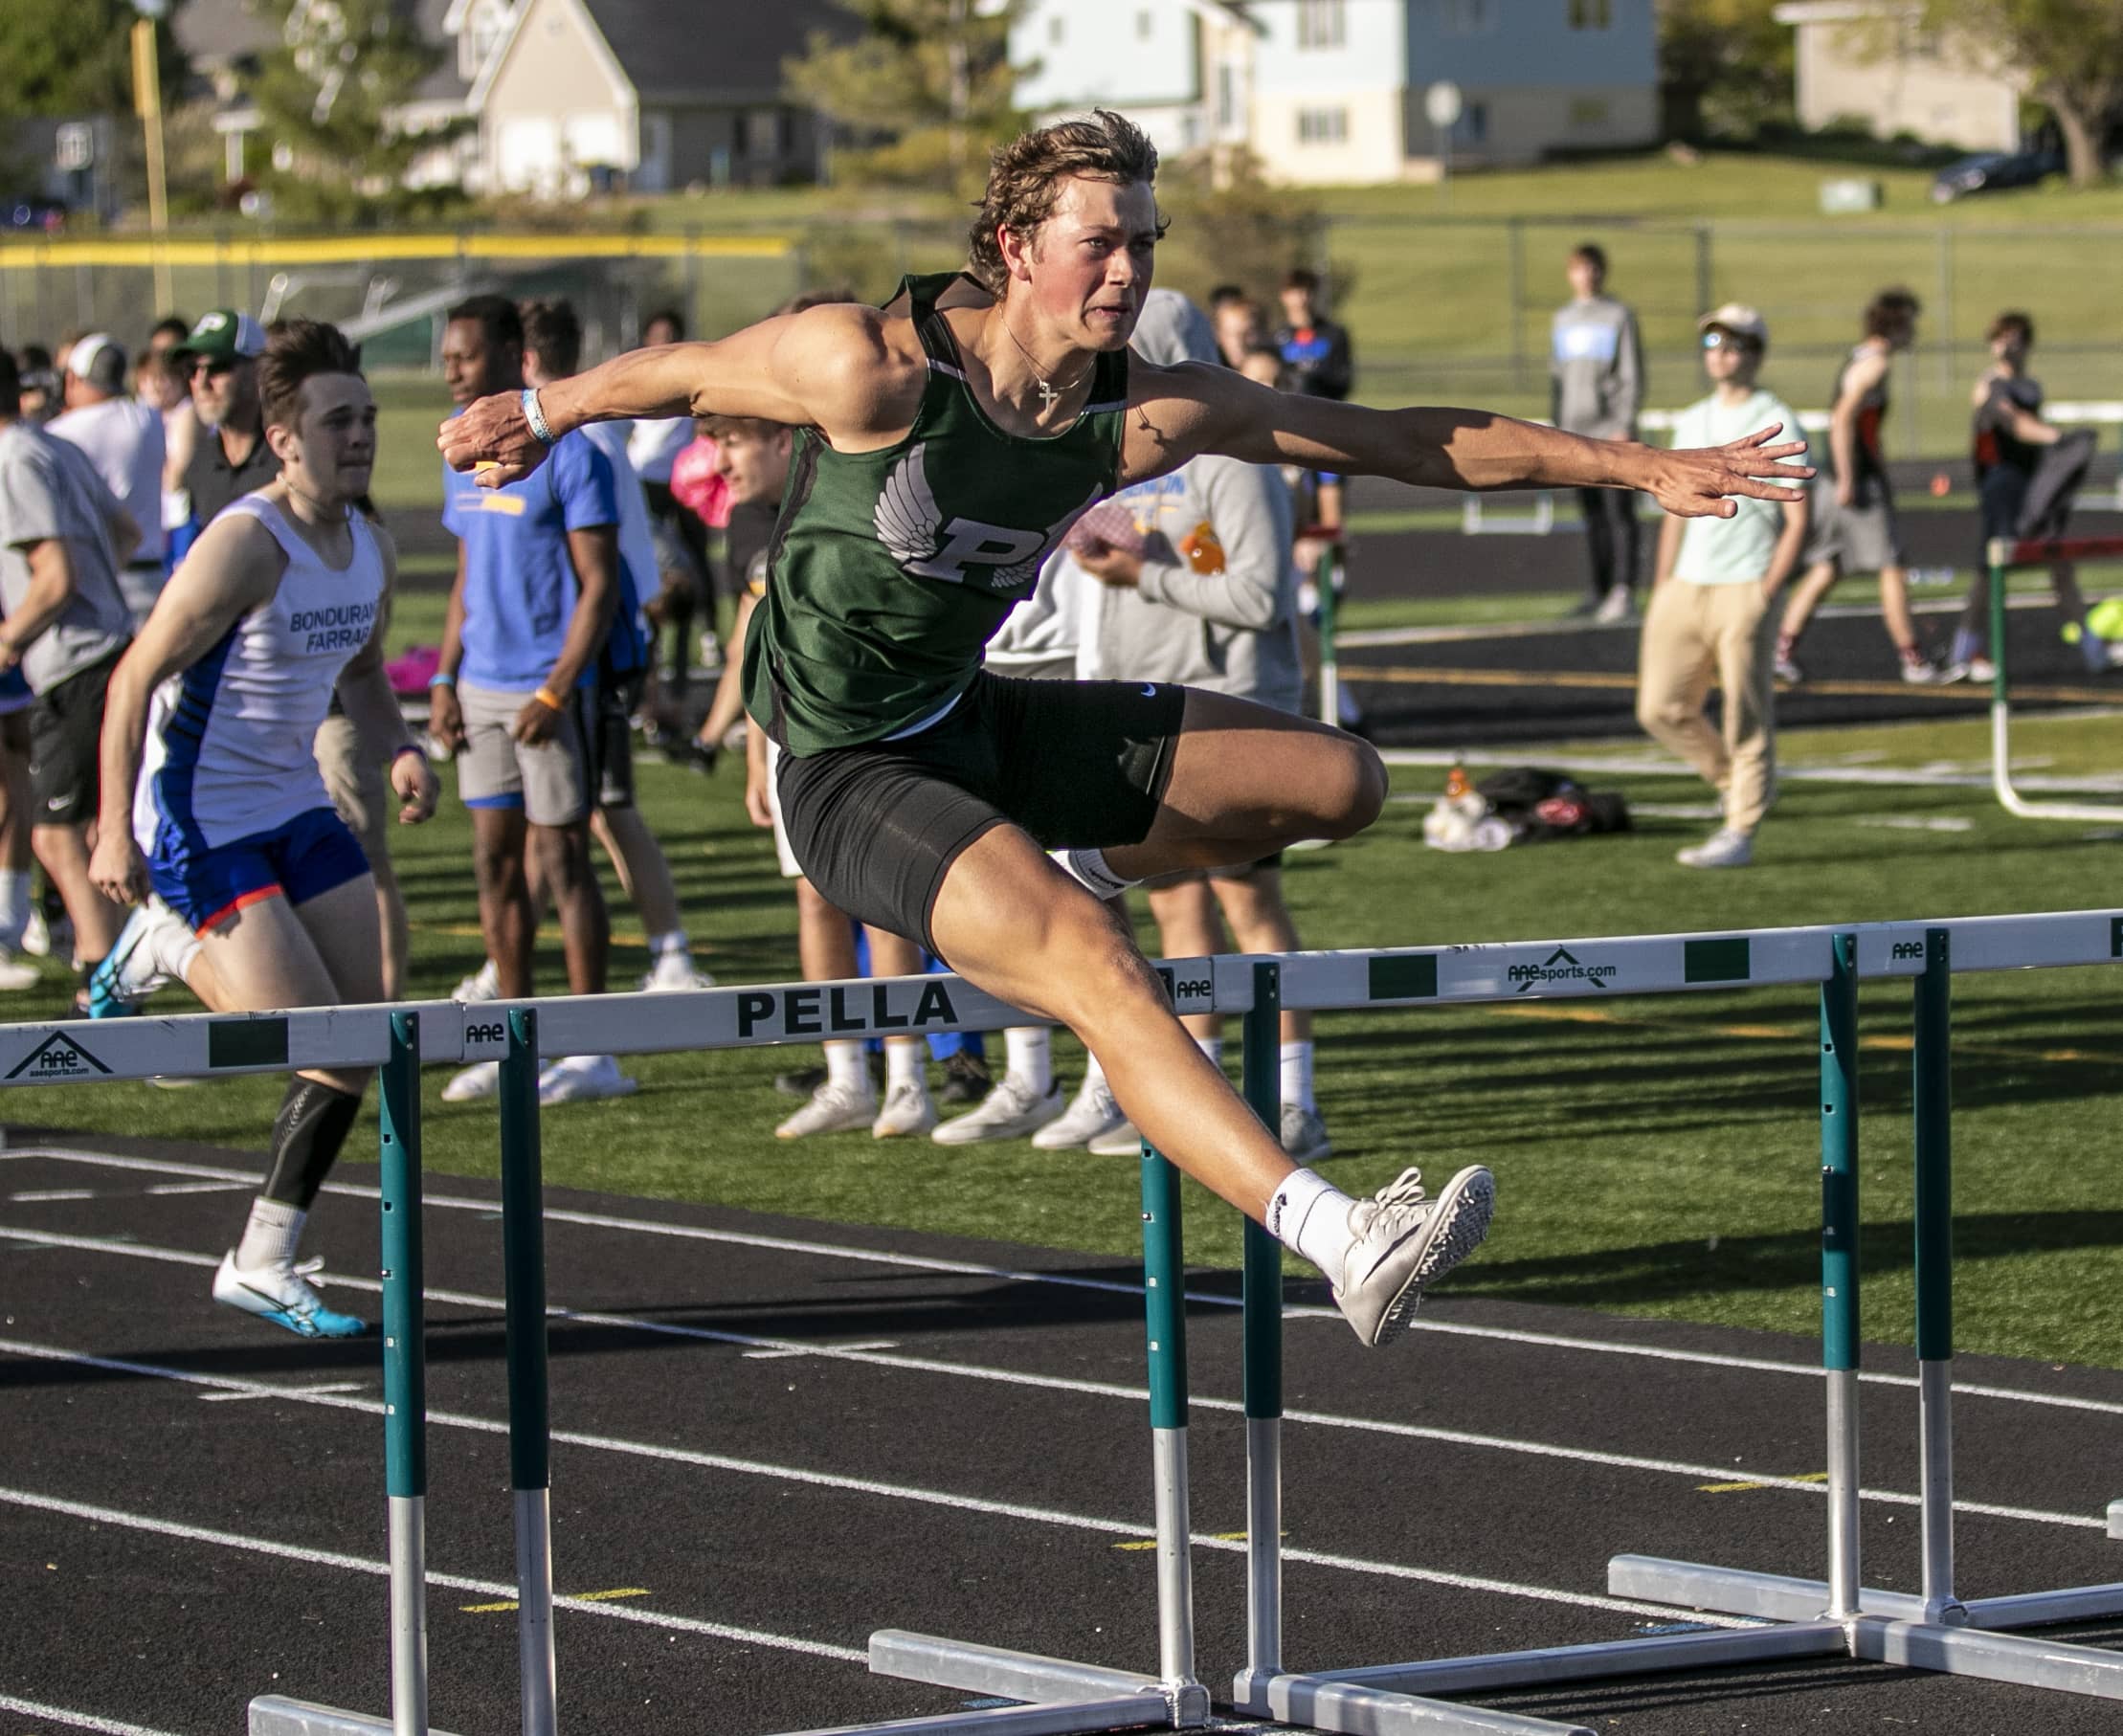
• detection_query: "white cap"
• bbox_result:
[65,332,126,389]
[1698,303,1768,345]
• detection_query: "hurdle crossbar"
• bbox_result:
[1985,534,2123,824]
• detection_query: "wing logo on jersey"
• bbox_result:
[876,442,1069,590]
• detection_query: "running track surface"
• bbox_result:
[4,1132,2121,1735]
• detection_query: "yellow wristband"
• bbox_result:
[533,684,566,713]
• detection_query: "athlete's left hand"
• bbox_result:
[1636,426,1813,520]
[437,392,553,488]
[391,751,439,825]
[1074,539,1144,588]
[513,695,561,746]
[89,832,147,907]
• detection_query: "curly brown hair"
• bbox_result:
[259,317,363,432]
[966,109,1164,294]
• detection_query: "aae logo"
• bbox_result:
[1506,946,1618,994]
[1890,941,1927,962]
[7,1032,111,1080]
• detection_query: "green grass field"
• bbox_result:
[10,702,2120,1369]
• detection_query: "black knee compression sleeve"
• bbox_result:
[263,1078,366,1211]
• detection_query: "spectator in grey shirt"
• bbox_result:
[1552,242,1645,621]
[0,346,141,990]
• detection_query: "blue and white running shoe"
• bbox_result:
[87,897,190,1018]
[212,1251,369,1339]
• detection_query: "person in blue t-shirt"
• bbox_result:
[430,294,634,1106]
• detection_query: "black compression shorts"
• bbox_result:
[772,671,1187,957]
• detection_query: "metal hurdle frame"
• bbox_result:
[6,911,2120,1733]
[1225,910,2123,1735]
[1984,532,2123,824]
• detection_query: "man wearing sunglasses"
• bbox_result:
[176,310,278,526]
[1635,307,1810,870]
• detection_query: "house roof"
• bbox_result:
[577,0,860,104]
[406,0,474,104]
[172,0,280,66]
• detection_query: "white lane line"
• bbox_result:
[144,1182,252,1196]
[0,1227,2110,1540]
[0,1336,1765,1625]
[11,1146,2123,1422]
[199,1380,366,1404]
[0,1484,868,1664]
[10,1190,96,1202]
[0,1696,189,1736]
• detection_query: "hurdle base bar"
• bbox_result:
[869,1633,1209,1730]
[789,1698,1196,1736]
[2110,1500,2123,1541]
[1611,1555,2123,1632]
[1234,1620,1847,1736]
[250,1695,466,1736]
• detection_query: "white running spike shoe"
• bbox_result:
[537,1055,637,1105]
[641,952,717,992]
[1333,1165,1496,1348]
[1088,1118,1146,1157]
[1280,1104,1331,1164]
[212,1251,369,1339]
[454,959,500,1002]
[1676,827,1754,869]
[932,1075,1065,1145]
[1031,1075,1127,1150]
[776,1080,879,1139]
[871,1079,938,1139]
[441,1059,500,1102]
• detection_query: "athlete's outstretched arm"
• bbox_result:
[90,516,281,904]
[437,303,923,488]
[1126,362,1813,521]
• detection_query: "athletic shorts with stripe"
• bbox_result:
[146,804,370,932]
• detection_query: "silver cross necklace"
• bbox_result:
[999,320,1093,413]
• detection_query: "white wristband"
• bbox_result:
[521,387,555,446]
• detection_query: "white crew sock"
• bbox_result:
[235,1197,305,1272]
[1048,847,1139,901]
[1195,1035,1223,1069]
[1005,1027,1053,1094]
[1265,1168,1356,1288]
[648,929,688,960]
[823,1040,869,1094]
[1081,1051,1108,1095]
[0,870,29,945]
[884,1037,926,1091]
[1280,1041,1316,1111]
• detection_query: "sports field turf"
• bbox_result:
[8,704,2118,1369]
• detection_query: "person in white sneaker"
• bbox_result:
[443,111,1807,1342]
[1637,306,1810,872]
[1066,291,1330,1160]
[429,297,632,1106]
[89,320,439,1338]
[714,410,936,1142]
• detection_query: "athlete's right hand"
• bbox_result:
[428,685,465,755]
[90,834,147,908]
[437,391,553,487]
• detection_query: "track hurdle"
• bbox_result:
[1984,532,2123,823]
[1219,910,2123,1734]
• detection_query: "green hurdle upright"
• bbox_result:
[502,1008,558,1736]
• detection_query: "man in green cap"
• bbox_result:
[175,309,277,529]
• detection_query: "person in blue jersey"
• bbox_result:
[442,111,1810,1349]
[430,295,634,1107]
[90,319,439,1339]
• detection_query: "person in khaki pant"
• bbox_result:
[1638,305,1811,869]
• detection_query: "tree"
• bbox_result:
[248,0,464,224]
[0,0,175,119]
[1655,0,1794,141]
[1909,0,2123,185]
[785,0,1026,194]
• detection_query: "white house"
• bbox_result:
[1010,0,1661,186]
[1774,1,2022,154]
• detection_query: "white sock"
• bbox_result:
[1280,1041,1316,1111]
[1081,1051,1108,1097]
[823,1040,869,1094]
[884,1038,926,1092]
[0,870,29,943]
[648,929,688,959]
[1048,847,1139,901]
[235,1197,305,1271]
[1005,1027,1053,1094]
[1195,1035,1223,1069]
[1266,1168,1356,1287]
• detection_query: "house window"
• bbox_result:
[1217,63,1239,131]
[1459,101,1488,144]
[1444,0,1495,34]
[745,108,784,160]
[1296,0,1346,51]
[1568,0,1613,27]
[1048,14,1063,45]
[1297,105,1350,145]
[1137,9,1153,38]
[1569,97,1611,127]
